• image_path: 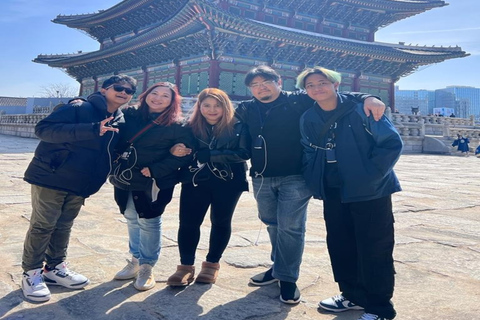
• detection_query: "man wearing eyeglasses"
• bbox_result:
[21,74,137,302]
[236,65,385,305]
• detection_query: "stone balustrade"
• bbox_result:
[447,128,480,139]
[1,112,479,153]
[391,114,480,139]
[0,114,49,138]
[391,114,475,126]
[0,114,47,125]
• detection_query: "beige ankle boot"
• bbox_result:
[167,265,195,287]
[195,261,220,284]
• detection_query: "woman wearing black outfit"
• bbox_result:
[167,88,250,286]
[111,82,194,291]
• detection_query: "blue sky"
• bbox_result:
[0,0,478,97]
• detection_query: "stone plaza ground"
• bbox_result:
[0,134,478,320]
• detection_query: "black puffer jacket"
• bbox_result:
[24,92,123,198]
[112,106,195,218]
[180,119,250,191]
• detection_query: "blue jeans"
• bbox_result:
[124,192,161,266]
[252,175,312,283]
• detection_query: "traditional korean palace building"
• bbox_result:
[34,0,468,109]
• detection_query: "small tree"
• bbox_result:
[39,83,79,98]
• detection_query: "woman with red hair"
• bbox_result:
[111,82,194,291]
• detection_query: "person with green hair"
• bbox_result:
[298,66,402,320]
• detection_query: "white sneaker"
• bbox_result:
[43,262,89,289]
[318,294,364,312]
[134,264,155,291]
[114,257,140,280]
[357,312,392,320]
[22,268,51,302]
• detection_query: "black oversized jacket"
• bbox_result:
[24,92,123,198]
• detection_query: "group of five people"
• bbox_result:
[20,65,402,320]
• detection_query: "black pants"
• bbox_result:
[323,187,396,319]
[178,179,243,265]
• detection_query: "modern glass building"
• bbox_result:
[436,86,480,119]
[395,86,480,119]
[394,87,435,115]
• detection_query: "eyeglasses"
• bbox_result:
[107,84,136,95]
[249,80,275,89]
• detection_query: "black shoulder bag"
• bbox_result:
[109,121,157,190]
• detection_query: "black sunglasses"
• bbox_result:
[107,84,135,95]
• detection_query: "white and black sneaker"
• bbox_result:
[357,312,392,320]
[43,262,90,289]
[279,281,301,304]
[22,268,51,302]
[319,294,364,312]
[249,268,278,286]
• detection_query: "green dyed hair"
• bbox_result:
[296,66,341,90]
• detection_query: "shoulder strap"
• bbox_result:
[317,101,355,143]
[128,122,155,144]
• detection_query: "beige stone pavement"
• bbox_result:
[0,133,479,320]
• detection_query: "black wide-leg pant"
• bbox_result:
[323,187,396,319]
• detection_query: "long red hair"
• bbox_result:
[136,82,182,126]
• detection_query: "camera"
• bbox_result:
[254,135,264,150]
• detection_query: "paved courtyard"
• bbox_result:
[0,134,479,320]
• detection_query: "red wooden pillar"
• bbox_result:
[353,72,360,92]
[175,60,182,90]
[93,76,99,92]
[209,59,220,88]
[389,81,395,112]
[78,80,84,96]
[142,66,149,92]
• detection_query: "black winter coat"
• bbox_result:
[180,120,250,191]
[24,93,123,198]
[236,91,374,178]
[112,107,195,218]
